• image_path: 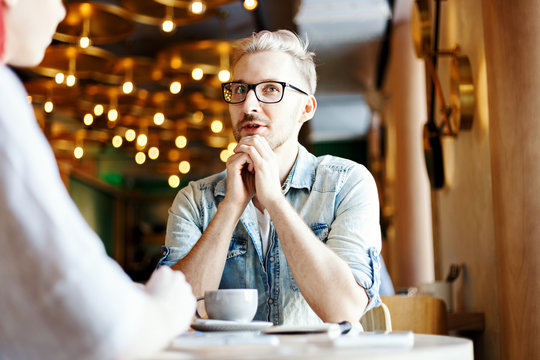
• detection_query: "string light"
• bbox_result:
[175,135,187,148]
[191,68,204,81]
[135,151,146,164]
[125,129,136,142]
[112,135,123,148]
[170,81,182,94]
[93,104,104,116]
[122,81,134,94]
[227,142,237,152]
[79,36,91,48]
[168,175,180,188]
[218,69,231,82]
[162,19,175,32]
[179,160,190,174]
[189,1,206,15]
[55,73,65,84]
[153,112,165,126]
[108,109,118,122]
[83,113,93,126]
[148,147,160,160]
[220,149,233,162]
[66,75,76,87]
[192,111,204,123]
[170,56,182,69]
[136,133,148,147]
[162,5,175,33]
[44,101,54,113]
[243,0,258,11]
[211,120,223,133]
[74,146,84,159]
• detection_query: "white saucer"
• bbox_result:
[191,318,274,332]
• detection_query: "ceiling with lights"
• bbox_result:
[18,0,391,190]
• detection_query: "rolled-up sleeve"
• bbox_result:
[157,182,203,268]
[325,164,382,312]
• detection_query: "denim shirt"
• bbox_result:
[158,145,382,325]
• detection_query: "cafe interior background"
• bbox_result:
[12,0,537,359]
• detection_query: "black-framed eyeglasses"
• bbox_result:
[222,81,309,104]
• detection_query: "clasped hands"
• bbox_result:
[224,135,283,211]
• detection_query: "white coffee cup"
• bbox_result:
[197,289,258,322]
[419,281,453,312]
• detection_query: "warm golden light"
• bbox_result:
[191,68,204,81]
[135,151,146,164]
[178,160,190,174]
[170,56,182,69]
[122,81,134,94]
[243,0,258,11]
[125,129,136,142]
[211,120,223,133]
[168,175,180,188]
[112,135,123,148]
[192,110,204,123]
[93,104,104,116]
[79,36,91,48]
[66,75,76,87]
[189,0,206,14]
[153,112,165,126]
[83,113,93,126]
[148,146,160,160]
[55,73,64,84]
[136,134,148,147]
[74,146,84,159]
[162,20,175,33]
[168,149,181,162]
[170,81,182,94]
[44,101,54,113]
[175,135,187,149]
[220,149,233,163]
[218,69,231,82]
[227,142,237,152]
[108,109,118,121]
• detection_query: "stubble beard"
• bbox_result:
[233,114,287,150]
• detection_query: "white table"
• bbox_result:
[142,332,473,360]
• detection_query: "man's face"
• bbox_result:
[228,51,312,151]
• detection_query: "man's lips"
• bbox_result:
[240,122,268,131]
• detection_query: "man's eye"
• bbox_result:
[232,85,246,94]
[263,84,280,93]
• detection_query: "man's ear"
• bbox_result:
[300,95,317,123]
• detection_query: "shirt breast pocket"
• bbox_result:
[310,223,330,243]
[221,236,248,288]
[227,236,248,259]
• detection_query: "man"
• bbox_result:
[0,0,195,359]
[159,30,381,326]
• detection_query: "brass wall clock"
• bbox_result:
[411,0,476,189]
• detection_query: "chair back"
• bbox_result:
[360,302,392,332]
[381,295,448,335]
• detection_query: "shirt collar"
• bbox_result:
[282,144,315,193]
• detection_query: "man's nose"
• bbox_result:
[242,89,261,112]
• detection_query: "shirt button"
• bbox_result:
[269,256,275,262]
[268,298,274,304]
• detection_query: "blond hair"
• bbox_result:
[231,29,317,94]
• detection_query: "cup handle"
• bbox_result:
[195,297,205,319]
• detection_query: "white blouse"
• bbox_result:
[0,65,147,359]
